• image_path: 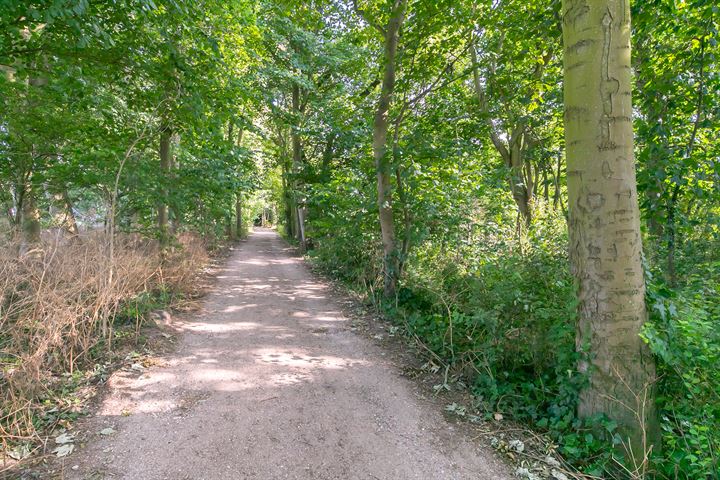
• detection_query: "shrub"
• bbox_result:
[644,279,720,479]
[309,196,720,477]
[392,215,610,469]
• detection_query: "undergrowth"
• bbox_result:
[308,205,720,479]
[0,231,209,469]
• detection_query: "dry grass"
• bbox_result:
[0,231,208,462]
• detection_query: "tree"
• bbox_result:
[633,1,718,287]
[158,123,173,247]
[468,0,563,228]
[561,0,659,461]
[356,0,407,297]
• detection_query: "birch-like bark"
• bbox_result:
[562,0,658,461]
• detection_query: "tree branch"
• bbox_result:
[470,33,509,160]
[351,0,386,36]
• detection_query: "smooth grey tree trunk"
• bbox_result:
[562,0,659,465]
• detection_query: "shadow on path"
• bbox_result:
[67,228,511,480]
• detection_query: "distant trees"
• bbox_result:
[0,1,260,245]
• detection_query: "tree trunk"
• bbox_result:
[281,158,294,238]
[235,193,243,238]
[292,83,306,250]
[506,140,532,226]
[20,181,41,247]
[235,127,245,238]
[158,125,172,248]
[562,0,659,462]
[227,120,235,144]
[507,139,533,226]
[471,41,533,227]
[168,133,181,236]
[373,0,407,297]
[50,188,79,235]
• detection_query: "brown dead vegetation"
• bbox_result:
[0,231,209,461]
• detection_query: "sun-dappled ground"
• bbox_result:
[51,229,510,479]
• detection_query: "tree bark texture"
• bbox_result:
[281,156,294,238]
[235,194,243,238]
[562,0,659,460]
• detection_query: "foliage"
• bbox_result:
[0,0,262,242]
[644,278,720,479]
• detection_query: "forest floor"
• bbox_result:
[27,228,511,480]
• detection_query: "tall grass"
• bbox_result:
[0,231,208,458]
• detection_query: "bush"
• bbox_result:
[644,279,720,479]
[309,193,720,477]
[391,213,616,471]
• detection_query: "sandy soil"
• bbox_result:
[63,228,511,480]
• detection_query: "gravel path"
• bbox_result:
[67,228,511,480]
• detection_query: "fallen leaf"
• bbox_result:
[551,469,570,480]
[545,455,561,467]
[509,439,525,453]
[8,444,31,460]
[54,432,74,444]
[493,412,503,421]
[99,428,116,436]
[53,444,74,457]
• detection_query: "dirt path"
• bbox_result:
[67,228,510,480]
